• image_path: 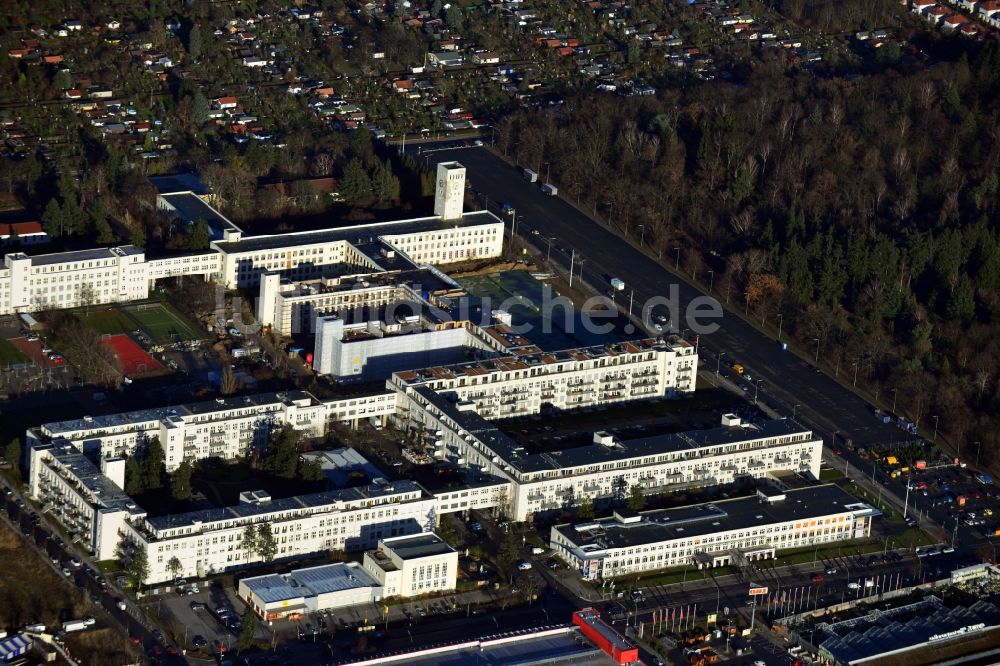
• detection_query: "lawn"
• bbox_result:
[820,468,845,481]
[79,308,134,336]
[0,338,27,364]
[125,302,204,344]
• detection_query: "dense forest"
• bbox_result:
[496,43,1000,469]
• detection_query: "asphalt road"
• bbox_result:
[415,142,998,555]
[419,144,902,446]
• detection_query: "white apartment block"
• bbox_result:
[397,396,822,522]
[0,163,502,314]
[363,533,458,598]
[391,337,698,421]
[28,391,328,472]
[0,246,148,313]
[550,485,875,580]
[120,480,437,584]
[27,444,145,561]
[212,212,502,290]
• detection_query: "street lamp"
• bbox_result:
[777,313,783,341]
[932,415,939,442]
[744,292,750,316]
[639,224,645,247]
[543,161,551,185]
[716,352,726,375]
[546,237,556,262]
[792,404,800,420]
[852,362,859,387]
[811,338,820,364]
[754,380,764,405]
[673,247,681,271]
[891,388,898,414]
[708,270,715,292]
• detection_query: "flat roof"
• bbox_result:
[145,479,422,532]
[337,627,619,666]
[554,484,872,552]
[395,336,688,386]
[43,446,144,515]
[28,245,143,267]
[574,608,635,652]
[41,390,317,437]
[382,532,455,560]
[213,210,501,255]
[820,598,1000,665]
[410,384,812,475]
[242,562,380,605]
[159,192,242,238]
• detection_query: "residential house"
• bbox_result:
[0,221,49,245]
[925,4,951,21]
[942,13,969,28]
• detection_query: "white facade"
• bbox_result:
[121,480,436,584]
[27,444,145,561]
[0,246,148,313]
[392,337,697,421]
[433,162,466,221]
[0,163,501,313]
[28,391,328,472]
[397,393,822,522]
[363,533,458,598]
[551,485,875,580]
[239,562,383,620]
[314,317,492,382]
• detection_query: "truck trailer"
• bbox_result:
[61,620,87,633]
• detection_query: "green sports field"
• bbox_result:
[124,303,204,344]
[78,309,134,336]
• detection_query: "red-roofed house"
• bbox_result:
[977,0,1000,17]
[8,48,30,58]
[925,5,951,22]
[942,13,969,28]
[959,22,982,35]
[64,89,82,99]
[42,55,64,64]
[911,0,936,13]
[214,96,239,109]
[0,221,49,245]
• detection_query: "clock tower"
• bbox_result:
[433,161,466,221]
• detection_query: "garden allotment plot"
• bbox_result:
[120,302,204,344]
[457,270,626,351]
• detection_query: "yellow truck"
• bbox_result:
[730,363,745,375]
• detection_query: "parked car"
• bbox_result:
[190,601,205,611]
[517,561,533,571]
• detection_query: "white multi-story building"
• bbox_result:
[392,336,698,420]
[363,533,458,598]
[0,246,148,313]
[27,391,328,472]
[0,163,503,314]
[211,211,502,289]
[120,480,437,583]
[396,398,823,521]
[27,444,145,560]
[550,484,875,580]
